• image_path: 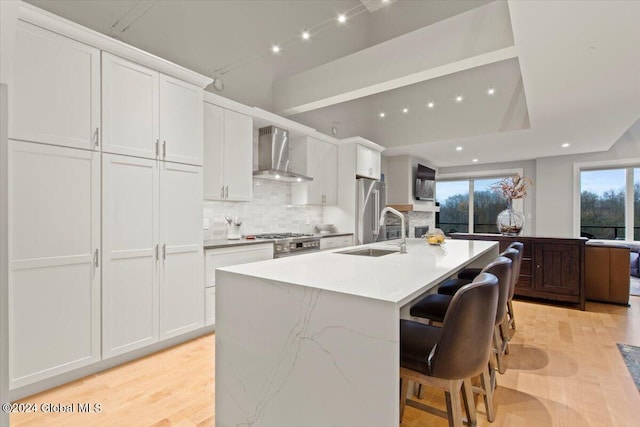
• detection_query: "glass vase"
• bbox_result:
[497,200,524,236]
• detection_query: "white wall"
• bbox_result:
[536,119,640,237]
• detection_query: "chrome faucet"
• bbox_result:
[379,207,406,254]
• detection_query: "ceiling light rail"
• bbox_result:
[210,0,386,80]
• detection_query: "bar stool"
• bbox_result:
[400,273,499,426]
[505,242,524,338]
[409,253,515,421]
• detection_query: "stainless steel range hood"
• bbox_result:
[253,126,313,182]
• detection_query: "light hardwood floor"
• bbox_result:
[12,297,640,426]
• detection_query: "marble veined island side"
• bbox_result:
[215,238,498,427]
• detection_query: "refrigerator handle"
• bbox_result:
[373,189,380,235]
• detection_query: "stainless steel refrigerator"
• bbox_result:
[356,178,387,245]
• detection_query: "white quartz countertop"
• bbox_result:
[219,238,498,306]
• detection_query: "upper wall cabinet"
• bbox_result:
[291,136,337,205]
[203,102,253,201]
[102,54,203,165]
[356,144,381,180]
[10,21,100,150]
[102,53,159,159]
[160,75,204,166]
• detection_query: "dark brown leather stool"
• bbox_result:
[400,273,499,426]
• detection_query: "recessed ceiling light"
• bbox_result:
[382,0,390,3]
[472,158,478,163]
[455,95,464,103]
[456,146,463,151]
[402,107,409,113]
[379,112,385,118]
[271,44,280,53]
[427,101,435,109]
[562,143,570,148]
[338,14,347,23]
[487,87,495,95]
[301,31,310,40]
[296,177,302,182]
[275,174,281,179]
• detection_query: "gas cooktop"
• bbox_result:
[253,233,315,240]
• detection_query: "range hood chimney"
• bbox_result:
[253,126,313,182]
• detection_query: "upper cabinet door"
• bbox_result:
[356,144,381,180]
[203,102,225,200]
[223,109,253,201]
[102,53,159,159]
[10,21,100,150]
[321,142,338,205]
[159,75,203,166]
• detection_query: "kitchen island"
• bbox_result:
[215,238,498,426]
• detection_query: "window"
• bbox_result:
[436,181,469,234]
[473,179,506,233]
[580,167,637,240]
[436,176,513,235]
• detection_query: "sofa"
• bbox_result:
[630,245,640,277]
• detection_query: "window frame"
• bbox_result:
[436,168,523,234]
[573,158,640,241]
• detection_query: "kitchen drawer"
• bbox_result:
[320,235,353,251]
[205,287,215,326]
[205,243,274,287]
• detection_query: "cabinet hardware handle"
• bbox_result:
[225,185,229,198]
[162,243,166,260]
[155,139,159,157]
[94,248,99,268]
[537,264,541,269]
[155,244,159,261]
[221,186,225,198]
[93,127,99,147]
[163,140,167,158]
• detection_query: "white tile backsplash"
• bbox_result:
[203,179,324,239]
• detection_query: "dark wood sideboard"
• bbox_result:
[451,233,587,310]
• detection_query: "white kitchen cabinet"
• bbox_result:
[320,235,354,251]
[356,144,381,180]
[203,102,253,201]
[102,154,159,358]
[8,141,101,388]
[102,156,203,352]
[10,21,100,150]
[160,75,204,166]
[204,243,274,326]
[160,162,204,339]
[102,53,159,159]
[291,137,337,205]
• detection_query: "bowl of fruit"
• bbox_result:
[425,229,446,246]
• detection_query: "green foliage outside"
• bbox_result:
[437,190,506,235]
[580,183,640,240]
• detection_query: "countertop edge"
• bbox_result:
[204,239,275,250]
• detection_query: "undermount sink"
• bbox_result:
[337,248,398,257]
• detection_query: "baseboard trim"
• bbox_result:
[9,325,215,401]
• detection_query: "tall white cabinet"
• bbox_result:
[102,155,159,358]
[159,162,204,338]
[8,141,101,389]
[203,101,253,201]
[7,2,211,392]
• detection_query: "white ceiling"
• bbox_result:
[25,0,640,167]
